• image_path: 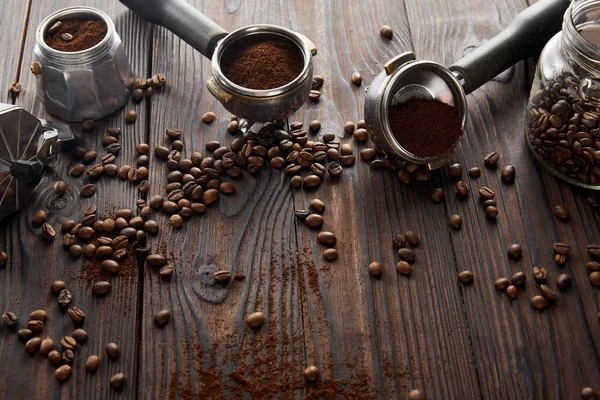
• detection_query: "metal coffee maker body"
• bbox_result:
[32,6,133,122]
[0,103,74,220]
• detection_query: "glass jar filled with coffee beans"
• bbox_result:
[525,0,600,189]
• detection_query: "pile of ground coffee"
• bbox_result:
[45,19,108,52]
[388,98,463,158]
[221,37,304,90]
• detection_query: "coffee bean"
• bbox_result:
[353,129,369,142]
[317,231,337,246]
[126,110,137,123]
[53,180,67,196]
[70,163,85,177]
[106,143,122,155]
[55,365,72,382]
[67,306,85,322]
[323,248,338,261]
[582,387,600,400]
[159,265,174,279]
[213,270,231,283]
[380,25,393,39]
[506,285,518,300]
[540,284,558,301]
[449,163,463,179]
[312,75,324,89]
[556,273,572,290]
[309,199,326,214]
[507,244,523,259]
[41,223,56,239]
[25,337,41,354]
[202,112,216,123]
[368,262,382,276]
[48,20,62,34]
[2,312,17,328]
[328,162,343,176]
[110,372,126,390]
[29,309,48,322]
[396,260,412,276]
[309,90,321,101]
[82,151,97,163]
[61,32,73,41]
[32,209,47,224]
[494,278,510,290]
[468,167,481,178]
[46,349,62,366]
[27,319,44,332]
[92,281,111,296]
[350,72,363,86]
[590,271,600,287]
[107,127,121,137]
[511,271,526,286]
[95,246,112,258]
[448,214,462,229]
[553,205,569,220]
[106,342,120,359]
[202,189,220,205]
[484,151,499,167]
[478,187,495,200]
[86,355,101,372]
[458,271,474,284]
[533,266,547,281]
[146,254,167,267]
[305,214,324,229]
[587,245,600,259]
[246,312,264,328]
[555,253,567,265]
[404,231,419,246]
[552,242,570,255]
[169,214,184,228]
[308,120,321,133]
[60,335,77,350]
[62,349,75,365]
[485,206,498,219]
[154,310,171,327]
[392,234,406,249]
[17,329,33,342]
[397,248,415,262]
[588,261,600,272]
[77,226,95,240]
[430,188,444,203]
[80,184,97,197]
[101,259,120,274]
[531,295,548,310]
[456,181,470,196]
[300,365,319,383]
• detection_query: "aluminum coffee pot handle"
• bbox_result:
[449,0,570,95]
[119,0,228,58]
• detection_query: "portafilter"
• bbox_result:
[365,0,570,170]
[119,0,317,123]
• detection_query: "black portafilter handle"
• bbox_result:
[119,0,229,58]
[449,0,571,95]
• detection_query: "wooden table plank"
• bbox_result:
[0,0,30,104]
[0,1,151,398]
[405,0,600,398]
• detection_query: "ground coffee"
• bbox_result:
[45,19,108,52]
[388,98,463,158]
[221,37,304,90]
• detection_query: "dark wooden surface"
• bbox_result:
[0,0,599,399]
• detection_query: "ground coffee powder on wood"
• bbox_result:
[221,37,304,90]
[388,98,463,158]
[45,19,108,52]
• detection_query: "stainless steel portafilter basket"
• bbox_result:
[365,0,570,170]
[120,0,317,123]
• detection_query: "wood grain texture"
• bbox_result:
[0,0,29,105]
[0,1,151,398]
[405,0,600,398]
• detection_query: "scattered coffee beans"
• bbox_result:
[507,244,523,260]
[448,214,462,229]
[396,261,412,276]
[2,312,18,328]
[531,295,548,310]
[303,365,320,382]
[246,312,265,328]
[533,266,547,281]
[458,271,474,284]
[380,25,393,39]
[484,152,499,167]
[553,205,569,220]
[154,310,171,327]
[368,262,382,276]
[55,365,72,382]
[494,278,510,290]
[106,342,120,359]
[557,273,572,290]
[501,165,516,183]
[506,285,518,300]
[110,373,126,390]
[86,355,101,372]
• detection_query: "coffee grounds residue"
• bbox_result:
[388,98,463,158]
[45,19,108,52]
[221,37,304,90]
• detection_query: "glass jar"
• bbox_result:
[525,0,600,189]
[32,7,133,122]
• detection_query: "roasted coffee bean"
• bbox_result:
[449,163,463,179]
[68,245,82,258]
[485,206,498,219]
[118,165,131,180]
[531,295,548,310]
[106,342,120,359]
[120,227,136,239]
[2,312,18,328]
[246,312,264,328]
[155,146,170,160]
[86,355,101,372]
[54,180,67,196]
[159,265,174,279]
[61,220,76,233]
[380,25,393,39]
[202,189,220,205]
[408,389,425,400]
[392,234,406,249]
[132,88,144,102]
[533,266,547,281]
[92,281,111,296]
[552,242,570,255]
[27,319,44,332]
[312,75,324,90]
[48,21,62,34]
[556,273,572,290]
[484,151,499,166]
[458,271,474,284]
[506,285,518,300]
[587,245,600,259]
[25,337,42,354]
[47,350,62,366]
[41,223,56,239]
[456,181,470,196]
[17,329,33,343]
[58,289,72,308]
[494,278,510,290]
[328,162,343,176]
[304,214,324,229]
[77,226,95,240]
[50,280,66,295]
[146,254,167,267]
[540,284,558,301]
[590,271,600,287]
[360,148,377,161]
[107,127,121,137]
[582,387,600,400]
[553,205,569,220]
[62,349,75,365]
[67,306,85,322]
[61,32,73,41]
[350,71,363,86]
[468,167,481,178]
[61,336,77,350]
[110,372,126,390]
[101,260,120,274]
[169,214,184,228]
[430,188,444,203]
[149,195,164,210]
[317,231,337,246]
[555,253,567,265]
[309,199,326,214]
[309,90,321,101]
[397,248,415,262]
[511,271,526,286]
[70,163,85,177]
[396,260,412,276]
[213,270,231,283]
[171,140,184,152]
[507,244,523,259]
[154,309,171,327]
[126,110,137,123]
[323,248,338,261]
[405,231,419,246]
[80,184,97,197]
[501,165,516,183]
[100,153,115,165]
[304,175,322,188]
[54,364,72,382]
[32,209,47,224]
[82,151,97,163]
[201,112,216,123]
[588,261,600,272]
[478,187,495,200]
[368,261,382,276]
[353,128,369,142]
[0,251,6,268]
[113,248,128,261]
[448,214,462,229]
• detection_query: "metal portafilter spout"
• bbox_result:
[119,0,317,126]
[364,0,571,170]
